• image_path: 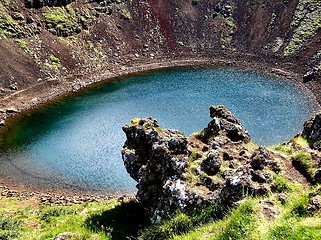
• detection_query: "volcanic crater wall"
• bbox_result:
[0,0,320,112]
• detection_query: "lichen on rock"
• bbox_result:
[122,106,283,221]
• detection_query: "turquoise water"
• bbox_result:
[0,67,316,193]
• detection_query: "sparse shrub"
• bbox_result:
[41,206,76,222]
[14,39,30,52]
[0,215,21,240]
[0,13,22,39]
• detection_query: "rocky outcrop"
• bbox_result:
[122,106,282,221]
[302,111,321,150]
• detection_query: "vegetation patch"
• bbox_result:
[0,10,22,39]
[292,151,316,182]
[271,144,294,157]
[0,215,21,240]
[284,0,321,56]
[119,8,132,20]
[44,7,78,37]
[138,200,228,240]
[271,174,293,193]
[220,15,236,50]
[14,39,30,52]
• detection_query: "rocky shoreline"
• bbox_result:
[0,184,133,205]
[0,56,320,124]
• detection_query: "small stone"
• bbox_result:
[177,41,184,46]
[9,83,18,90]
[11,12,25,21]
[223,151,234,160]
[6,108,19,113]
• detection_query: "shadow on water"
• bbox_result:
[85,200,150,239]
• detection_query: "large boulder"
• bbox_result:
[122,106,281,221]
[206,106,250,142]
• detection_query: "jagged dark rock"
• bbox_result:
[200,150,222,176]
[302,111,321,150]
[303,69,320,83]
[122,106,282,221]
[206,106,251,142]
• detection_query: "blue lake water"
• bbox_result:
[0,67,317,194]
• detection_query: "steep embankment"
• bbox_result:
[0,0,320,123]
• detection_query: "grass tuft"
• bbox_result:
[271,174,292,193]
[0,215,21,240]
[138,200,228,239]
[292,152,316,182]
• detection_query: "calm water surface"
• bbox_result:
[0,67,317,193]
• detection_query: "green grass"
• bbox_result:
[270,136,309,157]
[215,199,257,240]
[267,192,321,240]
[291,136,309,149]
[0,215,21,240]
[174,189,321,240]
[0,185,320,240]
[0,197,147,240]
[49,54,60,64]
[173,198,258,240]
[193,128,215,142]
[271,144,294,156]
[292,152,316,182]
[271,174,293,193]
[138,200,228,239]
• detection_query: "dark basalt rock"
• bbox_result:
[250,147,280,173]
[121,106,282,221]
[200,150,222,176]
[207,106,251,142]
[302,111,321,150]
[303,69,320,83]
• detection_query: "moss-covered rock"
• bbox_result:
[122,106,282,221]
